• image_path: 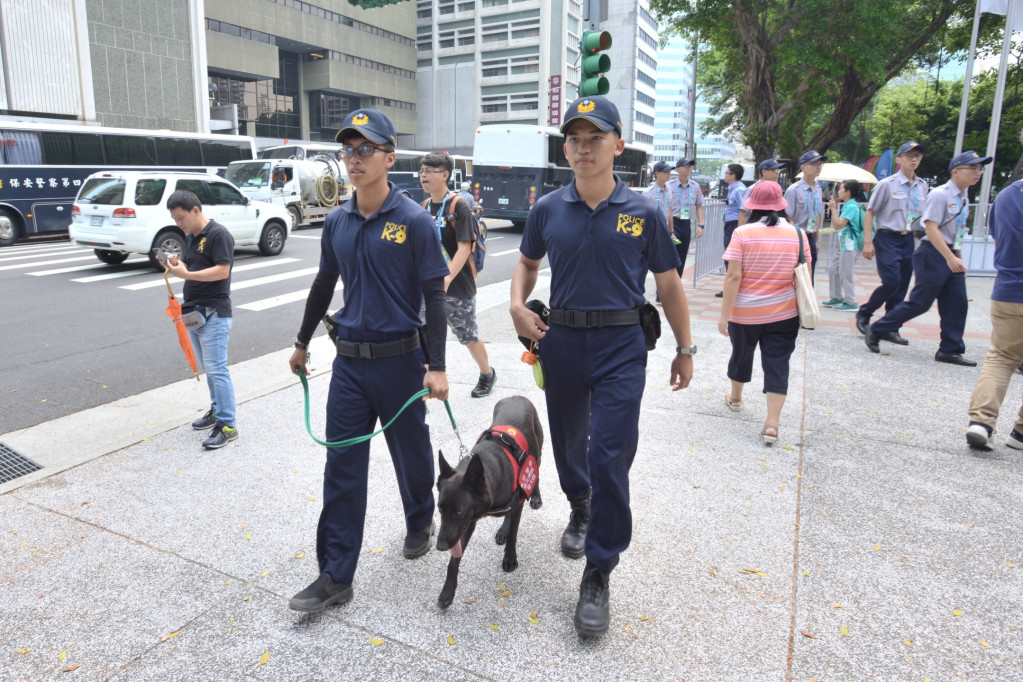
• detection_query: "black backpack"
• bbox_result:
[423,194,487,277]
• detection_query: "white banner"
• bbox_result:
[980,0,1023,31]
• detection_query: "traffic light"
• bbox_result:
[579,30,612,97]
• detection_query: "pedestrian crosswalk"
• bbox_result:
[1,234,520,316]
[1,240,329,314]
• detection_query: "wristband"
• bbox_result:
[294,341,308,350]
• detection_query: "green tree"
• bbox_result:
[650,0,969,168]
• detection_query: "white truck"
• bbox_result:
[225,156,349,230]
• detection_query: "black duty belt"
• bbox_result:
[336,333,419,359]
[548,308,640,328]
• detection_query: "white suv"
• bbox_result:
[68,171,292,269]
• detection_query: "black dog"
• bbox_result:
[435,395,543,609]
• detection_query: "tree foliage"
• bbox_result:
[650,0,970,167]
[859,51,1023,185]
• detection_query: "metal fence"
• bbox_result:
[691,200,997,283]
[691,199,727,287]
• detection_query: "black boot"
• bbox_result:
[573,561,610,636]
[561,491,590,559]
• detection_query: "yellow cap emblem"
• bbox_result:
[578,100,596,113]
[972,152,979,157]
[352,113,369,125]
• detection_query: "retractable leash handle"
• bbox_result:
[297,367,460,451]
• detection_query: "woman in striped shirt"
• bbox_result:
[718,181,812,444]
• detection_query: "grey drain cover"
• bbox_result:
[0,442,42,485]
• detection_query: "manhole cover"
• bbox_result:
[0,442,42,485]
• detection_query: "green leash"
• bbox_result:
[297,367,467,453]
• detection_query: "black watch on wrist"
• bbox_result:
[294,340,308,350]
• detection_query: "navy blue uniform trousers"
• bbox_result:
[317,345,435,584]
[871,240,968,355]
[673,217,692,275]
[538,323,647,574]
[860,230,915,321]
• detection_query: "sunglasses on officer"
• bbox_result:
[341,144,390,158]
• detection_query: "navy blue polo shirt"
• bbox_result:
[520,176,679,310]
[987,180,1023,303]
[320,183,449,337]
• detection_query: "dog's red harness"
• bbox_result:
[477,424,537,515]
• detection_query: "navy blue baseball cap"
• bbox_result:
[759,158,785,171]
[560,96,623,136]
[652,161,672,173]
[897,141,925,156]
[798,150,824,165]
[334,108,398,146]
[948,150,993,172]
[675,157,696,168]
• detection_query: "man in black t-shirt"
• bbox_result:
[418,152,496,397]
[163,190,238,449]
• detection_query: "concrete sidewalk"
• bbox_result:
[3,274,1021,681]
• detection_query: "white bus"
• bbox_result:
[0,121,256,246]
[471,124,649,225]
[259,142,472,204]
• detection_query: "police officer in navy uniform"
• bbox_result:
[510,95,696,636]
[287,109,451,612]
[856,141,929,343]
[865,151,993,366]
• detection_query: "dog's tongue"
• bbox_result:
[450,539,463,558]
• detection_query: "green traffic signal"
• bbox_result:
[579,30,612,97]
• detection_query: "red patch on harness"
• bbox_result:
[517,454,538,498]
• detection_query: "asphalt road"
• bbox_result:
[0,219,523,434]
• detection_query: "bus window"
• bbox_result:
[103,135,157,166]
[134,179,167,206]
[156,138,202,166]
[174,178,213,204]
[548,135,571,169]
[201,139,247,167]
[41,131,104,165]
[0,130,43,164]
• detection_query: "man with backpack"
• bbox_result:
[419,152,496,398]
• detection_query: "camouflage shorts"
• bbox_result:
[419,296,479,345]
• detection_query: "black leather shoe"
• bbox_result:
[880,331,909,346]
[574,562,610,636]
[855,314,870,336]
[935,352,977,367]
[289,572,353,612]
[403,521,435,559]
[864,328,880,353]
[561,492,590,559]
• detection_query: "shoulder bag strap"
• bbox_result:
[795,224,806,264]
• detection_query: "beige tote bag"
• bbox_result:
[794,225,821,328]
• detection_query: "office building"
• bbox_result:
[602,1,657,149]
[414,0,653,155]
[204,0,418,144]
[0,0,207,132]
[652,35,694,166]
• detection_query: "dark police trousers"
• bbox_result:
[673,216,692,275]
[538,323,647,574]
[860,230,915,320]
[871,240,968,355]
[317,341,435,584]
[722,219,738,267]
